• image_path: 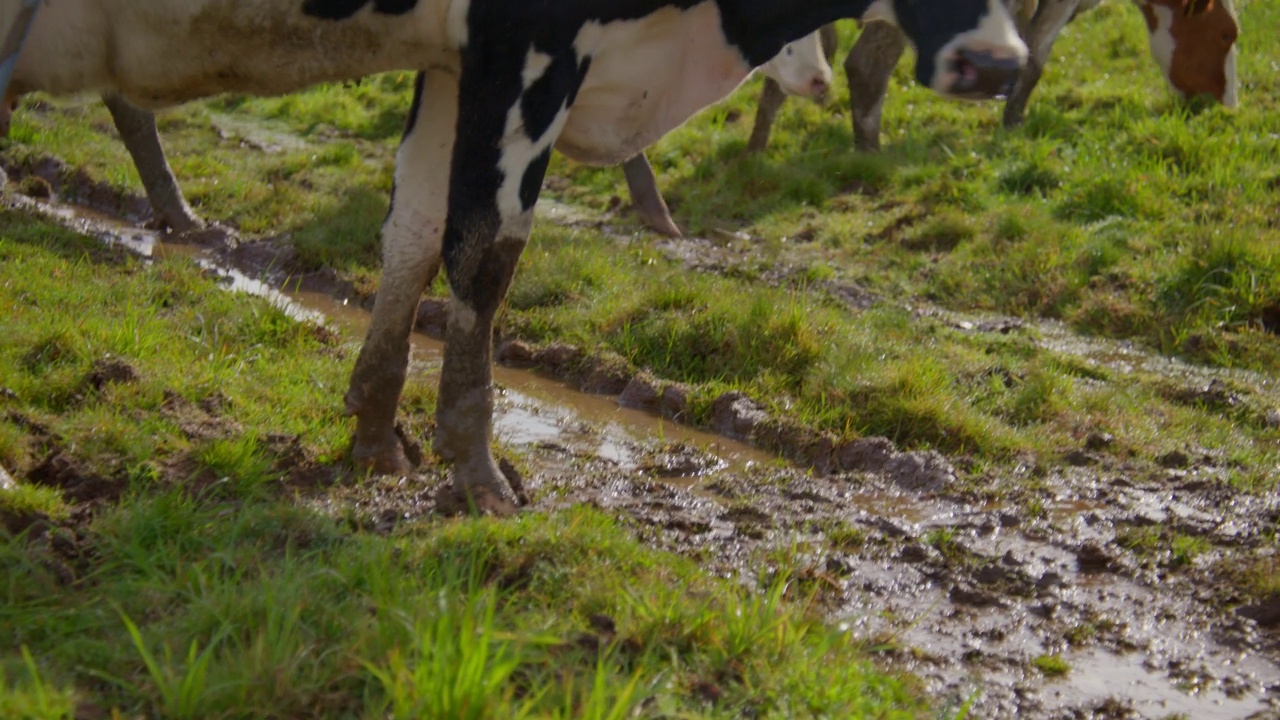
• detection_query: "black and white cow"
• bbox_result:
[840,0,1240,151]
[7,0,1027,512]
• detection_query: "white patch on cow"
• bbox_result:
[1220,0,1239,107]
[1146,4,1176,89]
[446,0,470,48]
[1222,45,1238,107]
[521,49,554,89]
[758,31,832,99]
[493,51,573,223]
[929,0,1028,94]
[14,0,459,105]
[555,1,753,166]
[862,0,898,25]
[449,298,477,334]
[381,70,459,293]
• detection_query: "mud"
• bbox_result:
[3,165,1279,719]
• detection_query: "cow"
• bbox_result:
[744,0,1239,153]
[5,0,1028,513]
[625,27,837,237]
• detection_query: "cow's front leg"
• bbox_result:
[1002,0,1078,127]
[347,71,456,474]
[747,78,788,153]
[845,22,907,153]
[434,48,584,513]
[101,94,202,233]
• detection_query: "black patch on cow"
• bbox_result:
[302,0,418,21]
[520,53,592,144]
[519,148,552,212]
[404,72,428,138]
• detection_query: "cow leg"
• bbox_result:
[346,71,455,476]
[101,94,202,233]
[623,154,682,237]
[747,78,787,153]
[845,22,907,153]
[1002,0,1079,127]
[433,50,582,513]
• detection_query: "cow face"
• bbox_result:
[759,31,834,100]
[1139,0,1239,107]
[864,0,1028,99]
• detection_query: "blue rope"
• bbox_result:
[0,0,41,103]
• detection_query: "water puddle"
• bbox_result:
[5,190,774,481]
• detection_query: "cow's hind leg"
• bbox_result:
[346,71,455,475]
[433,47,584,514]
[623,154,682,237]
[101,94,202,233]
[1002,0,1079,127]
[845,22,907,153]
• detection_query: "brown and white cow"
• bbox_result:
[3,0,1028,511]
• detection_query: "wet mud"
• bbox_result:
[3,164,1279,719]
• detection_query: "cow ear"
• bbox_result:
[1184,0,1214,16]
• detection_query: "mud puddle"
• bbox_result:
[5,183,1280,719]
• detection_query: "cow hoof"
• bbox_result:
[167,223,236,251]
[433,481,521,517]
[350,430,418,476]
[639,211,683,238]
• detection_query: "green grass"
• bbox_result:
[10,3,1277,480]
[4,6,1280,713]
[4,7,1278,478]
[1031,654,1070,678]
[0,215,928,717]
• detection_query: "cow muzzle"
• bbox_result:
[944,49,1022,100]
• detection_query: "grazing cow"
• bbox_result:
[747,0,1239,153]
[5,0,1028,512]
[625,28,836,237]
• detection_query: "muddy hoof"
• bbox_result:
[434,482,521,517]
[349,434,416,477]
[167,223,236,250]
[638,211,683,238]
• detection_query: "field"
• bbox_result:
[2,3,1279,718]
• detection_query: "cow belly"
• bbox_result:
[15,0,456,107]
[555,1,751,167]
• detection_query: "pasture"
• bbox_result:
[2,2,1279,717]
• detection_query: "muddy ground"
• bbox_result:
[3,159,1279,720]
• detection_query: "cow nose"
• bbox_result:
[947,49,1022,100]
[810,77,830,102]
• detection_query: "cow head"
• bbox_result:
[758,31,835,100]
[864,0,1028,99]
[1138,0,1239,107]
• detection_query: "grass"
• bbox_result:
[9,3,1278,486]
[3,3,1280,714]
[0,216,928,717]
[1031,654,1070,678]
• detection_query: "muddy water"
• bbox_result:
[5,191,774,482]
[6,188,1280,719]
[200,260,776,478]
